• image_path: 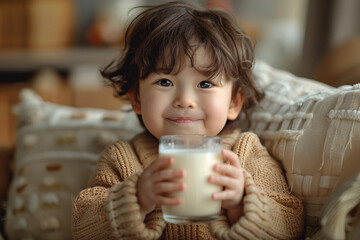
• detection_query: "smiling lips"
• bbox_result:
[167,117,199,123]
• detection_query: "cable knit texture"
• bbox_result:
[72,129,304,239]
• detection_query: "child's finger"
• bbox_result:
[213,163,241,179]
[156,195,181,206]
[146,156,174,174]
[154,181,185,194]
[209,174,239,190]
[212,189,237,201]
[152,169,185,183]
[221,149,240,168]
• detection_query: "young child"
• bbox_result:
[72,1,304,239]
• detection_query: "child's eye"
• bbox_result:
[197,81,214,88]
[156,79,173,87]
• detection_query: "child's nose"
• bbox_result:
[173,91,196,109]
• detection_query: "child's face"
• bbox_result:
[129,47,244,139]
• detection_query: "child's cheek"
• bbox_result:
[204,99,230,132]
[140,95,166,137]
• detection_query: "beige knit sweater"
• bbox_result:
[72,129,304,239]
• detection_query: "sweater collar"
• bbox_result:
[132,129,241,169]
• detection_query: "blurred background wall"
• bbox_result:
[0,0,359,148]
[0,0,358,78]
[301,0,360,85]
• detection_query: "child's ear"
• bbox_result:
[127,90,141,114]
[227,90,245,120]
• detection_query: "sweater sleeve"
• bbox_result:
[72,142,166,240]
[106,173,166,239]
[210,132,304,240]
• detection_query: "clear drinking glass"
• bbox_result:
[159,135,223,224]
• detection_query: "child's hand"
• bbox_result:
[209,149,245,213]
[137,157,185,220]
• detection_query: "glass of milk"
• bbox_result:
[159,135,223,224]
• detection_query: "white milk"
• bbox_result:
[160,149,222,220]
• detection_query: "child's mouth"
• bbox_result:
[167,118,198,124]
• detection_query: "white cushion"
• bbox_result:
[245,62,360,226]
[5,89,143,239]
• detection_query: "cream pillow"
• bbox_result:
[5,89,143,240]
[243,64,360,227]
[252,60,332,101]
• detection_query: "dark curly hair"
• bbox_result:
[101,1,264,128]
